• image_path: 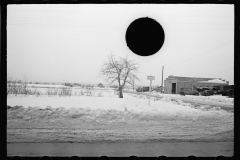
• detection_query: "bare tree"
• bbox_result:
[7,74,12,83]
[7,74,13,95]
[100,53,140,98]
[22,75,29,97]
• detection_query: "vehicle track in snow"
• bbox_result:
[123,90,234,111]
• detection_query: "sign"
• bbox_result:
[147,76,155,80]
[147,75,155,106]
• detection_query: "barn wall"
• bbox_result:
[164,80,172,94]
[194,82,228,87]
[177,81,194,94]
[164,76,229,94]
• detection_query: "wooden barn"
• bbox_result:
[164,75,229,94]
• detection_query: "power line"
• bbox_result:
[9,6,233,18]
[8,18,233,29]
[7,22,119,29]
[8,14,233,22]
[209,66,233,76]
[165,39,233,69]
[7,16,124,28]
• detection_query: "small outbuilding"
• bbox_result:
[98,83,104,88]
[164,75,229,94]
[153,85,163,92]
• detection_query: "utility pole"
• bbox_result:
[132,75,135,91]
[149,79,152,105]
[147,75,155,105]
[161,66,164,93]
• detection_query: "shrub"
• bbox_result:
[58,87,72,96]
[46,88,59,96]
[97,91,103,97]
[65,83,73,87]
[110,85,118,89]
[7,81,24,96]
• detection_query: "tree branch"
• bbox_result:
[100,53,140,91]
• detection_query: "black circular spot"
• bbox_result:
[126,17,165,57]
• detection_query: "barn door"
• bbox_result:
[193,85,197,90]
[172,83,176,94]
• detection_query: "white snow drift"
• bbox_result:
[7,92,233,119]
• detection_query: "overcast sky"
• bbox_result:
[7,4,234,86]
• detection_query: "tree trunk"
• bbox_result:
[119,87,123,98]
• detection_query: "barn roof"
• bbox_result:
[198,79,228,84]
[173,77,191,81]
[169,76,214,82]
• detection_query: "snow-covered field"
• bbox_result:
[26,84,66,88]
[7,86,233,144]
[7,90,233,116]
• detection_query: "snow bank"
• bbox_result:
[7,88,234,145]
[7,95,124,110]
[21,86,233,105]
[7,90,233,139]
[7,93,233,120]
[150,93,233,105]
